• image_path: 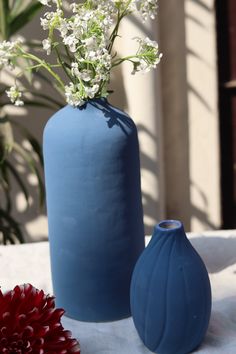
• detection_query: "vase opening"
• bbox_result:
[158,220,182,230]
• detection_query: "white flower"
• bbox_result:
[38,0,57,6]
[113,0,136,13]
[40,16,50,30]
[6,86,24,106]
[27,0,161,105]
[86,48,111,69]
[141,37,159,49]
[0,40,22,69]
[135,0,158,21]
[132,58,150,74]
[65,82,85,107]
[71,63,94,84]
[71,62,80,77]
[80,70,93,82]
[131,36,162,74]
[63,34,79,52]
[42,38,52,55]
[39,0,51,5]
[70,3,78,13]
[40,9,63,31]
[84,84,99,98]
[82,37,99,51]
[58,19,69,37]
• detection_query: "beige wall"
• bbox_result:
[159,0,221,231]
[118,16,165,234]
[4,0,221,241]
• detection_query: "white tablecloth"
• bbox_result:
[1,231,236,353]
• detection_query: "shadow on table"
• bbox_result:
[197,296,236,353]
[190,236,236,273]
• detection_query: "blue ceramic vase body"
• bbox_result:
[43,98,145,322]
[130,220,211,354]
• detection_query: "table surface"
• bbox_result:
[1,230,236,353]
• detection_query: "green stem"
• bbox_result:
[64,45,72,63]
[25,64,61,71]
[0,0,9,40]
[108,9,122,53]
[18,48,65,90]
[112,52,156,68]
[112,56,135,68]
[56,0,63,8]
[22,90,63,108]
[108,0,134,54]
[55,46,74,82]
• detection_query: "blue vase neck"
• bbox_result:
[88,97,108,105]
[153,220,186,240]
[69,97,109,111]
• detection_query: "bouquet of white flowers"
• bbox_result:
[1,0,162,107]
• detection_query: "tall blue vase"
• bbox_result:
[130,220,211,354]
[43,98,145,322]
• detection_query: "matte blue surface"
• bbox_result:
[130,220,212,354]
[43,98,145,322]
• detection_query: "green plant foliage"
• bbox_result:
[0,114,45,244]
[0,0,61,244]
[0,0,43,41]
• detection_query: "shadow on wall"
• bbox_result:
[106,43,161,236]
[185,0,219,230]
[119,14,164,235]
[137,123,161,235]
[159,0,191,230]
[159,0,219,231]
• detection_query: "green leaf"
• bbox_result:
[24,39,44,48]
[10,0,30,18]
[0,0,10,40]
[0,85,9,96]
[32,71,66,99]
[27,136,44,167]
[16,56,33,83]
[30,92,64,109]
[9,2,42,36]
[5,159,30,208]
[33,71,52,85]
[3,229,15,244]
[0,209,24,244]
[22,100,58,110]
[13,142,45,207]
[1,185,12,213]
[0,161,11,212]
[10,119,44,166]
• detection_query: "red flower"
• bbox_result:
[0,284,80,353]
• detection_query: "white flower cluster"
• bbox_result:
[65,82,100,107]
[40,2,114,106]
[132,37,162,74]
[2,0,161,108]
[38,0,57,6]
[0,40,21,69]
[135,0,158,21]
[6,86,24,106]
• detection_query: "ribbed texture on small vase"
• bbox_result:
[130,220,211,354]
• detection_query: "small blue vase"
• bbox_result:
[43,98,145,322]
[130,220,211,354]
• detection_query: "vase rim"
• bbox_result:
[156,220,183,232]
[89,96,108,103]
